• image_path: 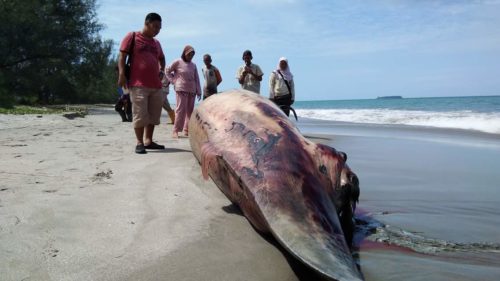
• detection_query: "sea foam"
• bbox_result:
[295,109,500,134]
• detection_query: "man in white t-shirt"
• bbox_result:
[236,50,263,94]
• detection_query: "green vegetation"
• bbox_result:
[0,105,89,115]
[0,0,117,109]
[0,105,64,114]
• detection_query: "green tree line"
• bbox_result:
[0,0,117,108]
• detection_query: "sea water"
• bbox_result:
[294,95,500,135]
[295,96,500,280]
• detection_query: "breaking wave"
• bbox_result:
[295,109,500,135]
[354,214,500,254]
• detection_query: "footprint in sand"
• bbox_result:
[43,239,60,258]
[4,144,28,147]
[43,190,57,193]
[92,169,113,182]
[96,130,107,137]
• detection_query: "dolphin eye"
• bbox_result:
[349,173,359,186]
[319,164,327,174]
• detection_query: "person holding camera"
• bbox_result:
[236,50,263,94]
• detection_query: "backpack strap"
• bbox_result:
[276,70,292,97]
[126,32,136,66]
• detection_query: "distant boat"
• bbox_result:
[377,96,403,99]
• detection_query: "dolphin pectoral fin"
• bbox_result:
[213,156,271,232]
[205,153,247,207]
[200,142,221,180]
[214,155,240,183]
[268,218,363,281]
[200,147,240,204]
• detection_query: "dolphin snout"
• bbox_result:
[340,171,359,208]
[338,169,360,248]
[348,172,360,211]
[339,151,348,162]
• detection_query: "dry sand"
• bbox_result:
[0,108,301,281]
[3,108,500,281]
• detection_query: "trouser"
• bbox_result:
[273,94,292,117]
[203,86,217,100]
[174,91,196,133]
[114,94,132,121]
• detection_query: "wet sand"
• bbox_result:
[1,108,499,280]
[300,118,500,280]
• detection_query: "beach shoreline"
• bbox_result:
[1,107,499,280]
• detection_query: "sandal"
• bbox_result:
[144,142,165,150]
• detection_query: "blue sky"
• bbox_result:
[97,0,500,101]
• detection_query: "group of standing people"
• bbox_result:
[117,13,295,154]
[161,46,223,138]
[236,50,295,117]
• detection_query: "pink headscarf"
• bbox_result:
[274,57,293,81]
[181,45,195,62]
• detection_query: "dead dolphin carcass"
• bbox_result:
[189,90,362,281]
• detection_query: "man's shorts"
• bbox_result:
[129,87,164,128]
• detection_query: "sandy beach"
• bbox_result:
[1,108,500,281]
[0,107,303,281]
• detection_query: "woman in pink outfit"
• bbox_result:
[166,45,202,138]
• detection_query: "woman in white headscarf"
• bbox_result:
[269,57,295,117]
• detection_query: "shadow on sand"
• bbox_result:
[146,148,192,153]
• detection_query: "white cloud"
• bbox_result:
[278,0,500,56]
[98,0,500,54]
[96,0,500,99]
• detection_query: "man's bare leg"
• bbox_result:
[135,127,145,144]
[134,127,147,154]
[144,124,154,146]
[143,124,164,149]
